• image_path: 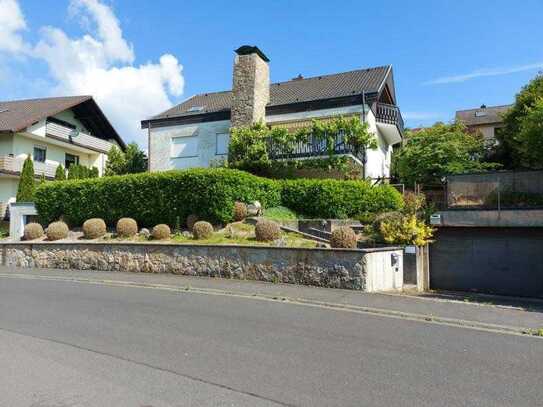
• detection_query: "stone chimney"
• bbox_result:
[231,45,270,128]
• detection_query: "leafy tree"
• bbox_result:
[54,164,66,181]
[395,122,499,186]
[104,145,126,176]
[124,142,147,174]
[16,155,35,202]
[105,143,147,176]
[498,74,543,169]
[515,97,543,168]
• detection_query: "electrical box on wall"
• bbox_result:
[430,213,442,225]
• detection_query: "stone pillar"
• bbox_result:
[231,45,270,128]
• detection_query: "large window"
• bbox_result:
[216,133,229,156]
[33,145,47,163]
[65,153,79,168]
[171,136,198,158]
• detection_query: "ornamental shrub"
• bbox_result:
[255,219,281,242]
[378,214,434,246]
[16,155,35,202]
[116,217,138,237]
[34,168,403,227]
[233,201,248,221]
[24,223,44,240]
[82,218,106,239]
[192,221,213,239]
[280,179,403,219]
[46,221,69,241]
[35,168,281,227]
[152,224,171,240]
[54,164,66,181]
[330,226,358,248]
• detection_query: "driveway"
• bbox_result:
[0,269,542,406]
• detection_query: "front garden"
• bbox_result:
[16,167,432,248]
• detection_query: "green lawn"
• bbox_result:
[262,206,298,221]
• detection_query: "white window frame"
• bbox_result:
[216,133,230,156]
[170,135,199,159]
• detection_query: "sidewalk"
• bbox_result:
[1,266,542,333]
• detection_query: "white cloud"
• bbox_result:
[2,0,184,145]
[424,62,543,85]
[0,0,28,53]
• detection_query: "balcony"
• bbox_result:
[0,155,58,179]
[267,132,363,162]
[373,102,403,145]
[46,119,114,153]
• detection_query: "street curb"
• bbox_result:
[1,272,542,339]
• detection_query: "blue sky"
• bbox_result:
[1,0,542,144]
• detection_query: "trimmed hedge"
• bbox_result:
[35,168,281,227]
[34,168,403,226]
[280,179,403,219]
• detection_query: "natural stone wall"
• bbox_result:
[231,53,270,127]
[0,243,402,291]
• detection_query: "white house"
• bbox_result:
[0,95,125,216]
[142,46,403,180]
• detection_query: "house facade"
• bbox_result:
[0,95,125,216]
[455,104,512,144]
[142,46,403,180]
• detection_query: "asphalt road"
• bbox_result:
[0,276,541,407]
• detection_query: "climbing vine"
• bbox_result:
[228,116,377,177]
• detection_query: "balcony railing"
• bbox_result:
[267,133,363,160]
[374,103,404,134]
[446,170,543,210]
[0,156,58,178]
[46,120,114,153]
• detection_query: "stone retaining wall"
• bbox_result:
[0,242,403,291]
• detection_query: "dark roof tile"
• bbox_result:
[152,66,390,120]
[0,95,92,132]
[455,104,512,126]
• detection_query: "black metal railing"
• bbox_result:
[267,133,361,160]
[374,103,404,133]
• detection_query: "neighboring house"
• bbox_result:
[141,45,404,180]
[0,95,125,216]
[455,104,512,144]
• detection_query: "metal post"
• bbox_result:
[497,174,501,215]
[147,122,152,172]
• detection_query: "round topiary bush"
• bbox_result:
[255,219,281,242]
[330,226,358,249]
[152,224,171,240]
[23,222,44,240]
[186,214,199,231]
[82,218,106,239]
[46,221,69,241]
[233,201,248,222]
[192,221,213,240]
[116,217,138,238]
